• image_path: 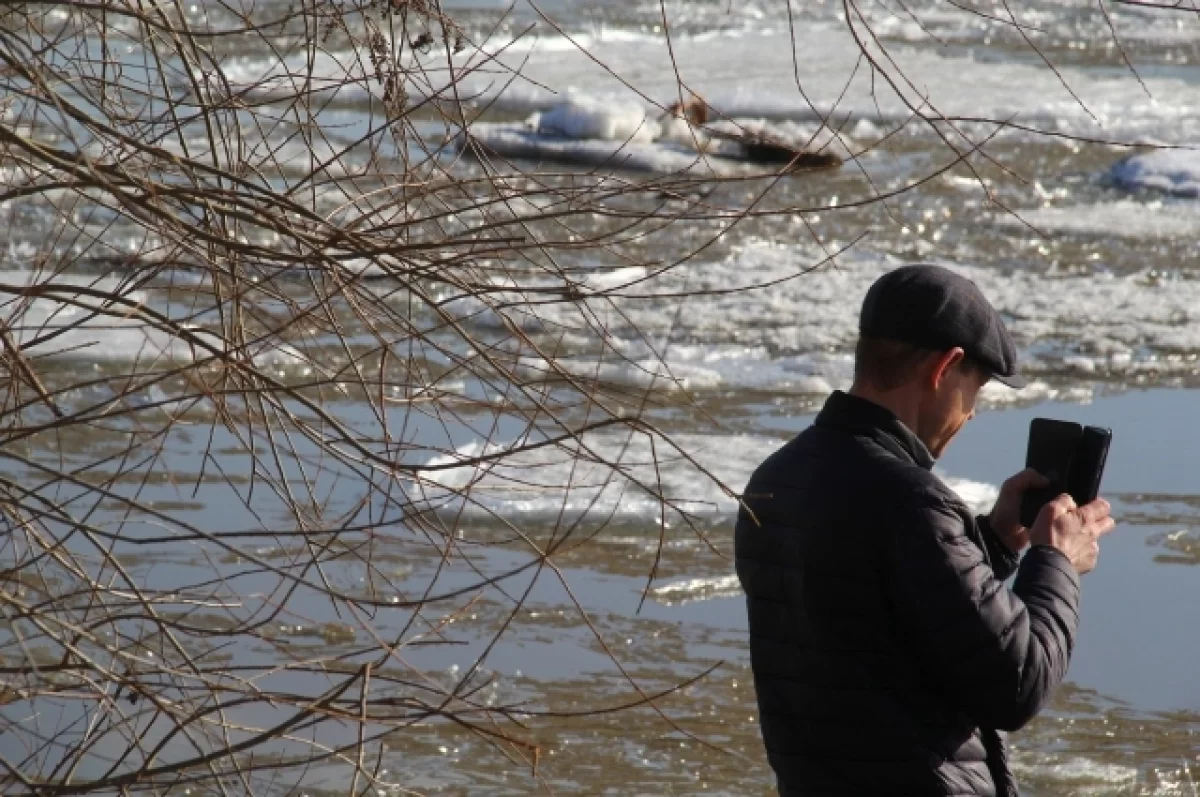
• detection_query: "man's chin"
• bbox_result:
[933,423,971,459]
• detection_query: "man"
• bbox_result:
[734,264,1115,796]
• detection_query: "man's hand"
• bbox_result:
[1030,494,1116,574]
[988,468,1051,553]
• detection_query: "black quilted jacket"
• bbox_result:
[735,391,1081,796]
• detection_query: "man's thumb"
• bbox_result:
[1012,467,1051,490]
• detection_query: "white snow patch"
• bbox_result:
[535,92,661,143]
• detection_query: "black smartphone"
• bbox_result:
[1019,418,1083,528]
[1066,426,1112,506]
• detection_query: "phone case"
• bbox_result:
[1019,419,1112,528]
[1019,418,1083,528]
[1067,426,1112,506]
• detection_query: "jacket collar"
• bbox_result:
[814,390,935,471]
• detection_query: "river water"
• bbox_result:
[3,0,1200,793]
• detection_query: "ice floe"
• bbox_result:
[440,240,1200,397]
[1109,149,1200,198]
[533,91,661,143]
[0,269,309,370]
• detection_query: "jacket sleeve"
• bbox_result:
[885,499,1082,731]
[976,513,1020,581]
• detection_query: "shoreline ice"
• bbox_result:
[413,428,998,523]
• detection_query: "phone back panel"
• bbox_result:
[1020,418,1084,527]
[1025,418,1083,483]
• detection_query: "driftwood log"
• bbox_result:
[665,97,844,171]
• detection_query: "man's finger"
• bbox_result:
[1035,494,1075,528]
[1078,498,1112,525]
[1047,493,1077,515]
[1092,516,1117,537]
[1007,468,1051,490]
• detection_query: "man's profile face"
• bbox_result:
[918,358,989,458]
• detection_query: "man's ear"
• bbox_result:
[929,347,966,390]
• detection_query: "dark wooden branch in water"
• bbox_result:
[664,95,844,171]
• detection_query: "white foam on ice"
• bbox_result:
[1109,149,1200,198]
[413,426,998,522]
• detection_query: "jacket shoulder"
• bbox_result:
[746,425,963,502]
[737,424,973,540]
